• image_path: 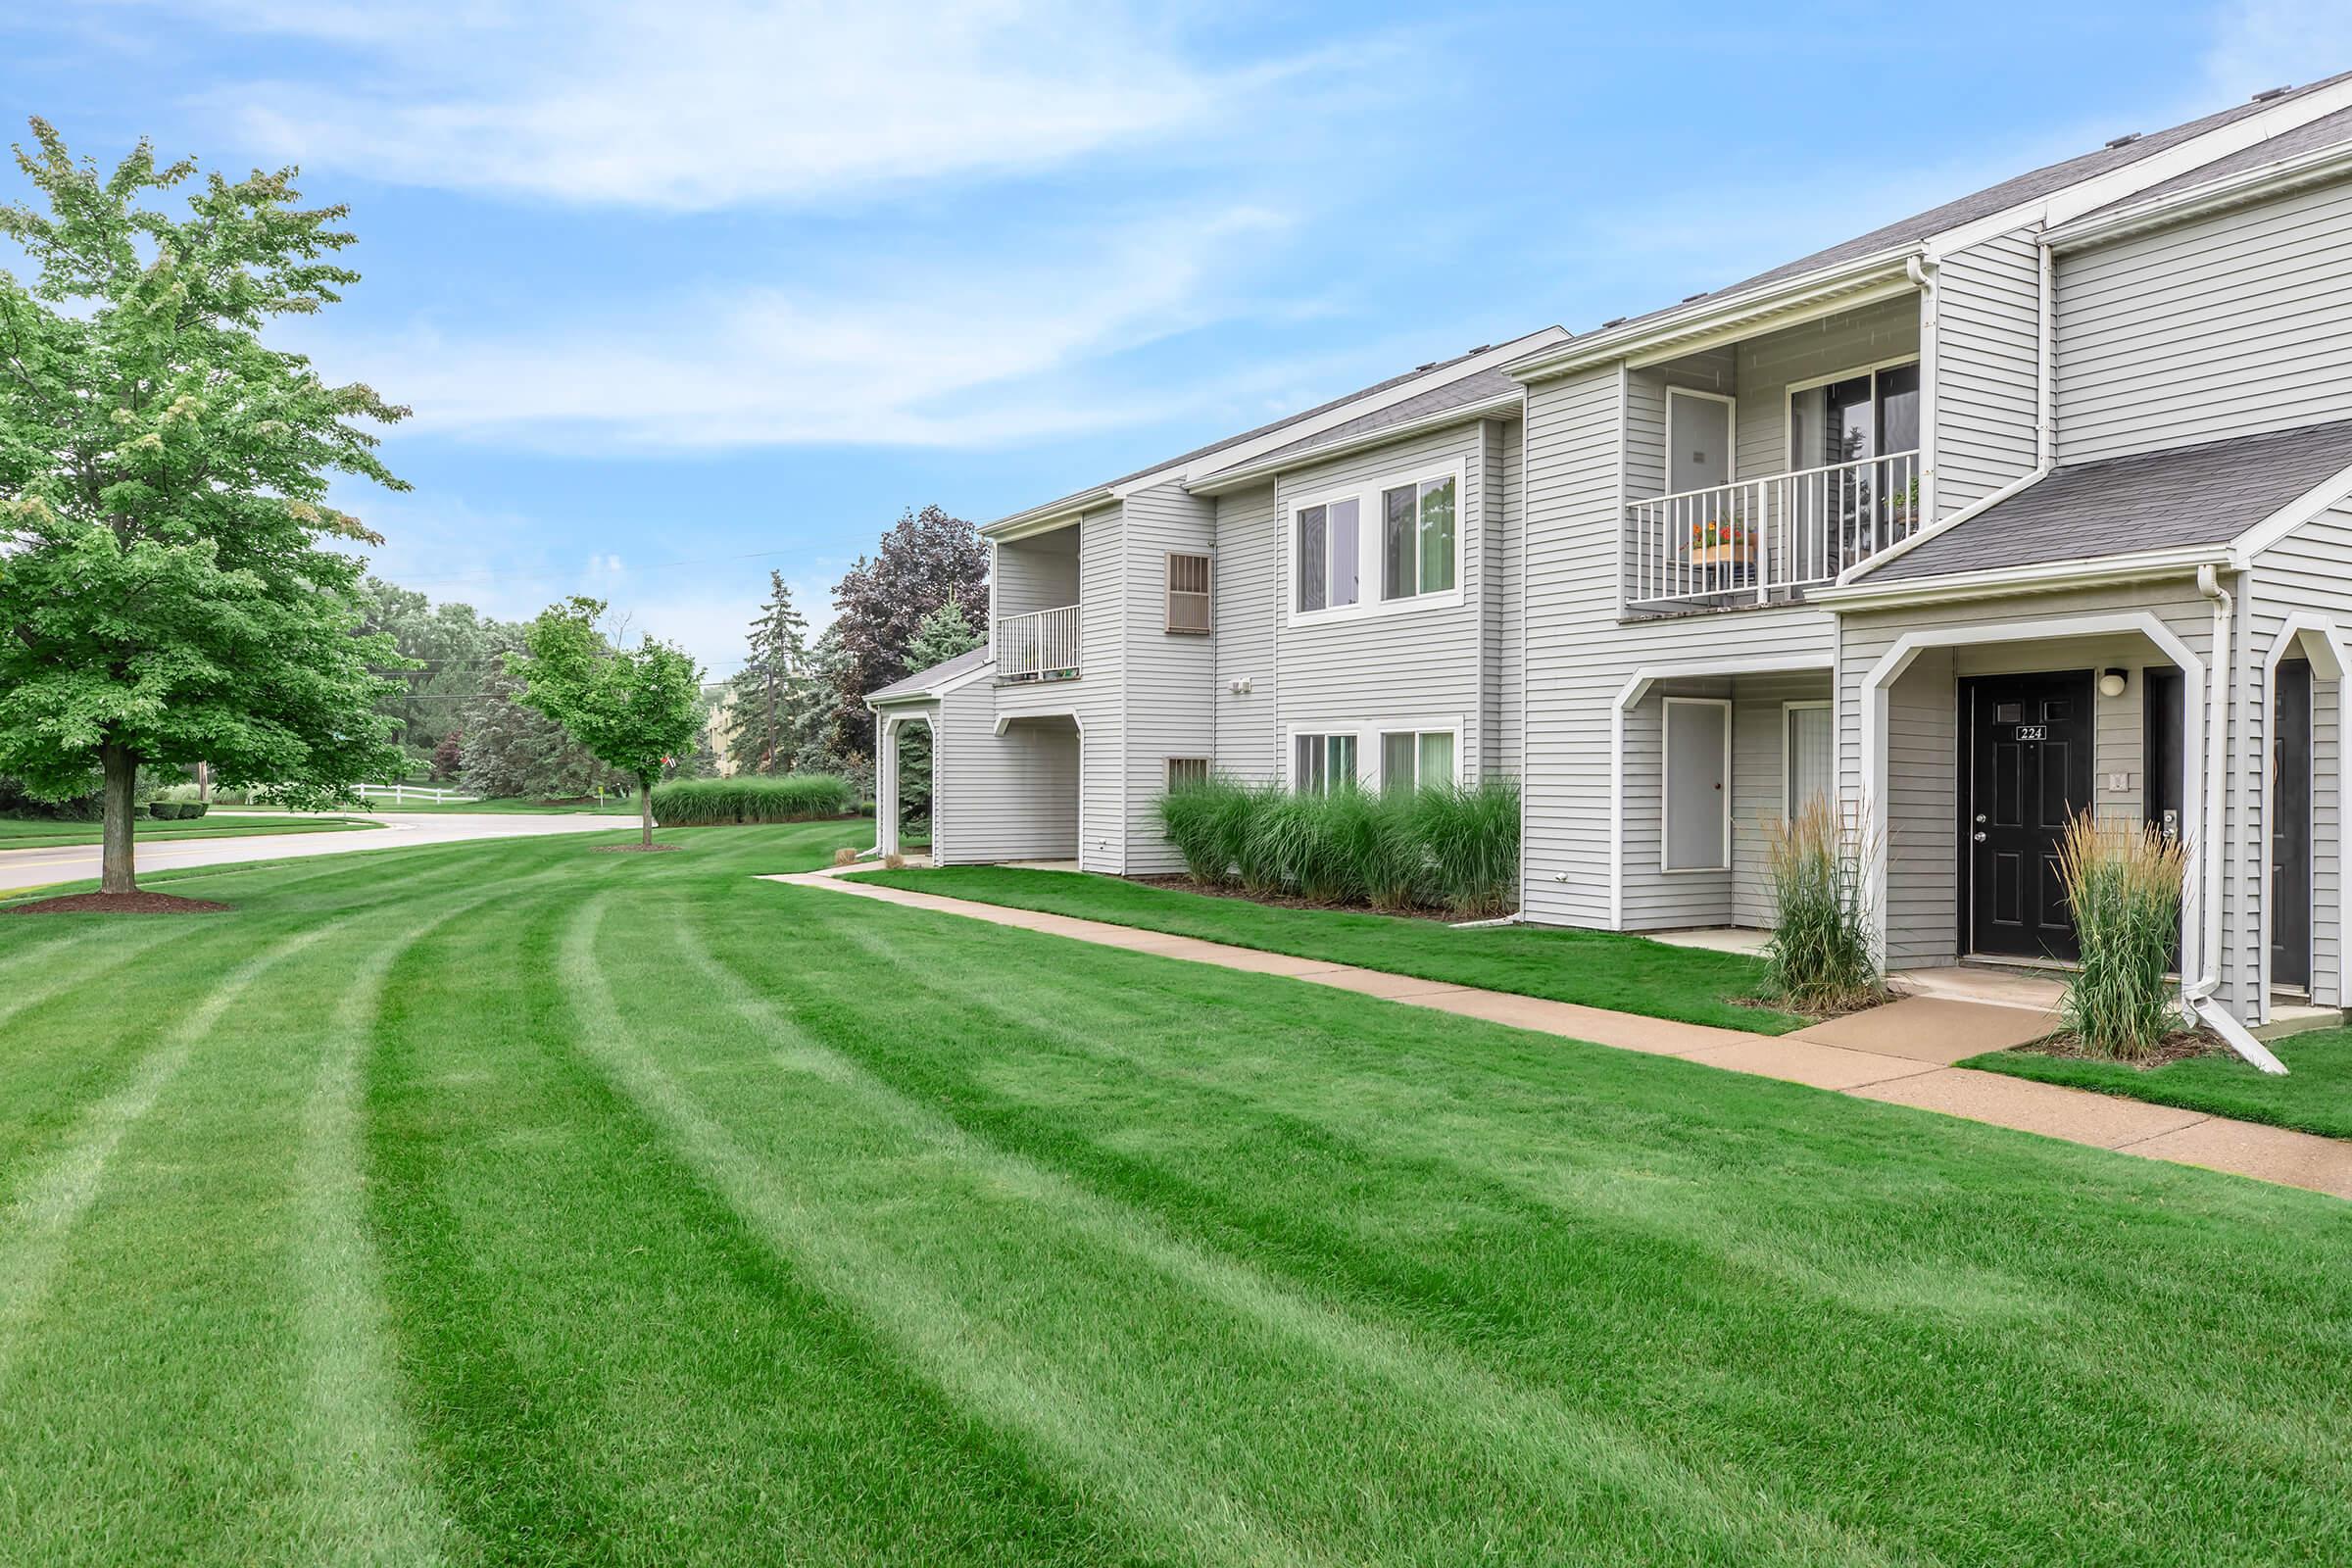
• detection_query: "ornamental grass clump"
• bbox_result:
[1415,777,1521,918]
[2056,813,2188,1061]
[1340,790,1430,912]
[1248,789,1364,905]
[1763,798,1881,1013]
[1155,773,1247,884]
[650,774,854,826]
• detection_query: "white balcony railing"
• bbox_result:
[995,603,1081,681]
[1627,450,1922,610]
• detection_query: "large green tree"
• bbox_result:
[891,600,982,830]
[824,504,987,767]
[510,598,702,850]
[0,122,407,894]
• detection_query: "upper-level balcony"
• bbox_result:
[1619,290,1923,613]
[995,603,1080,682]
[1627,449,1921,610]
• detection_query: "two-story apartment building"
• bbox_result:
[868,73,2352,1041]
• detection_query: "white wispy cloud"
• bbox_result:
[303,205,1293,452]
[158,0,1342,211]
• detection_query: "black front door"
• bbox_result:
[1963,671,2094,960]
[2273,659,2313,992]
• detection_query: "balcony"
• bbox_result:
[995,603,1081,681]
[1626,451,1921,611]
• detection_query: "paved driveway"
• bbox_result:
[0,811,635,893]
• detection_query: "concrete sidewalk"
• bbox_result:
[768,868,2352,1201]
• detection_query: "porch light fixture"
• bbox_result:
[2098,667,2129,698]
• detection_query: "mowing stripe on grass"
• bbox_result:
[664,902,1896,1566]
[561,897,1342,1568]
[0,928,332,1383]
[0,920,189,1035]
[290,880,549,1568]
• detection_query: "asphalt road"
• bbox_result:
[0,811,637,893]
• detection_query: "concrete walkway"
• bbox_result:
[0,810,634,893]
[769,867,2352,1201]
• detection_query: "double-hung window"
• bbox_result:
[1381,476,1457,600]
[1293,733,1358,794]
[1379,729,1456,793]
[1295,499,1359,613]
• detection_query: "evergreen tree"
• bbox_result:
[727,569,807,774]
[890,601,983,827]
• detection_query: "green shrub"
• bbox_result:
[1249,789,1362,905]
[1226,780,1288,896]
[146,801,183,820]
[1414,778,1521,918]
[1763,799,1881,1013]
[650,774,856,826]
[2057,813,2187,1060]
[182,802,209,819]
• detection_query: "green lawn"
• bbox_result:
[1,826,2348,1563]
[852,864,1810,1034]
[1967,1025,2352,1141]
[0,814,377,851]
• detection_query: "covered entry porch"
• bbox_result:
[1848,606,2218,993]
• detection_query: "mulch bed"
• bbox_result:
[6,891,230,915]
[2010,1028,2226,1068]
[1122,873,1476,925]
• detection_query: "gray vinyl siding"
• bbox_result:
[1272,421,1494,781]
[1834,585,2216,980]
[2055,174,2352,464]
[1931,227,2043,515]
[1212,481,1281,781]
[1487,417,1522,776]
[1733,294,1920,483]
[1730,670,1836,929]
[992,532,1080,622]
[1119,480,1219,873]
[1523,363,1838,930]
[2250,500,2352,1007]
[996,503,1125,871]
[932,692,1079,864]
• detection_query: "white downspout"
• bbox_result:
[2035,236,2055,468]
[2189,564,2287,1073]
[1906,255,1939,526]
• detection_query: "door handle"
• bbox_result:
[1973,831,1987,843]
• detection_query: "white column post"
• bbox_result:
[877,718,899,858]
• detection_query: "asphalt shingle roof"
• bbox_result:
[1865,417,2352,583]
[2070,101,2352,221]
[865,645,991,704]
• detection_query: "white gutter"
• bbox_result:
[2047,138,2352,253]
[2188,563,2287,1073]
[1186,391,1525,496]
[1815,545,2229,610]
[1507,248,1920,383]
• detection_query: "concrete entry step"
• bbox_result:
[2255,1000,2345,1042]
[1890,965,2069,1015]
[1790,996,2057,1064]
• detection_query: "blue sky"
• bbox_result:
[3,0,2347,674]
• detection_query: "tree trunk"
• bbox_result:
[639,772,655,849]
[101,743,138,895]
[196,760,211,804]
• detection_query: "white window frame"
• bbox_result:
[1660,696,1732,874]
[1784,356,1922,470]
[1375,722,1464,792]
[1283,457,1467,628]
[1286,729,1364,795]
[1781,700,1834,818]
[1663,387,1739,490]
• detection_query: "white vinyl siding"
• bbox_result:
[2055,173,2352,463]
[932,697,1079,864]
